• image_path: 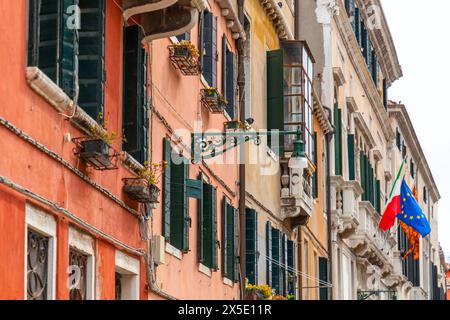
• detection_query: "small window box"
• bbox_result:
[168,42,200,76]
[224,120,244,130]
[73,137,119,170]
[201,88,227,114]
[122,178,160,206]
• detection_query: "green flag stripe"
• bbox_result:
[388,157,405,199]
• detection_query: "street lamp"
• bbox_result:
[288,130,308,170]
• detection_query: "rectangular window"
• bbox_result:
[304,240,309,300]
[267,41,314,158]
[314,252,318,300]
[319,257,329,300]
[28,0,106,121]
[25,204,57,300]
[245,209,258,285]
[396,128,401,150]
[122,25,148,164]
[265,221,272,287]
[163,139,189,252]
[222,197,238,281]
[287,240,296,297]
[115,251,139,300]
[271,228,281,294]
[410,159,415,179]
[199,182,218,269]
[312,132,318,198]
[334,105,343,176]
[348,133,355,180]
[201,11,217,87]
[383,79,388,109]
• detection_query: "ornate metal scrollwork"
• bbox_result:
[69,249,88,300]
[27,230,49,300]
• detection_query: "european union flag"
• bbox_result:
[396,180,431,237]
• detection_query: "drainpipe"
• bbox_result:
[324,105,334,300]
[237,0,246,300]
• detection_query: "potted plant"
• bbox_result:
[245,284,273,300]
[168,41,200,75]
[79,113,118,168]
[224,119,243,130]
[123,161,167,206]
[201,87,227,113]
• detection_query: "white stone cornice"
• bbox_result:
[333,66,346,87]
[346,97,359,113]
[260,0,294,40]
[353,112,376,149]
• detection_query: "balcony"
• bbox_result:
[330,176,363,239]
[122,0,207,42]
[280,161,314,227]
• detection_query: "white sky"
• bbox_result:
[381,0,450,257]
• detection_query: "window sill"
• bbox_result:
[165,242,183,260]
[198,263,212,277]
[223,277,234,287]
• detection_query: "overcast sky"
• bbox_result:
[380,0,450,258]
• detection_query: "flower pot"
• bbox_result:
[225,121,241,130]
[123,179,160,204]
[80,139,111,167]
[174,46,190,57]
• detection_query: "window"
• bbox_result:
[200,11,217,87]
[176,32,190,42]
[122,25,148,164]
[270,227,283,295]
[383,79,388,109]
[114,251,139,300]
[222,197,238,281]
[245,209,258,285]
[25,204,56,300]
[410,159,415,179]
[267,41,314,158]
[423,187,427,204]
[163,138,189,252]
[28,0,106,121]
[221,36,236,118]
[198,181,218,269]
[402,142,407,159]
[266,221,272,287]
[244,15,252,119]
[396,128,401,150]
[287,240,296,297]
[348,133,356,180]
[68,227,95,300]
[314,252,318,300]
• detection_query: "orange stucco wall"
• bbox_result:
[0,0,145,299]
[146,0,240,300]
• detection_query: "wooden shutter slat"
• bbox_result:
[271,228,280,294]
[212,187,218,270]
[245,209,257,285]
[163,139,171,241]
[233,207,239,282]
[197,174,205,264]
[221,196,228,278]
[266,221,272,286]
[348,134,355,181]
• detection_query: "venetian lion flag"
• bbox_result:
[379,159,431,260]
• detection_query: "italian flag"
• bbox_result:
[379,158,406,231]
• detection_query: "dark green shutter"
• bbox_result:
[27,0,40,67]
[312,132,318,198]
[197,176,205,264]
[348,134,355,181]
[78,0,105,120]
[202,12,217,87]
[201,183,213,266]
[367,42,373,75]
[245,209,257,285]
[376,179,381,215]
[354,7,361,46]
[319,257,329,300]
[360,151,365,200]
[282,234,288,296]
[266,221,272,286]
[267,49,284,155]
[170,156,188,252]
[221,196,228,277]
[225,201,234,279]
[211,187,218,270]
[60,0,77,98]
[233,208,239,282]
[163,139,171,240]
[271,228,280,294]
[123,25,148,164]
[334,105,343,176]
[221,35,227,98]
[287,240,295,296]
[361,22,369,62]
[38,0,59,83]
[225,49,235,119]
[383,79,388,110]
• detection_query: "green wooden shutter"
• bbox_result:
[376,179,381,215]
[266,221,272,286]
[355,7,361,45]
[60,0,77,98]
[211,187,218,270]
[348,134,355,181]
[334,105,343,176]
[233,207,239,282]
[360,151,366,201]
[28,0,40,67]
[163,138,171,241]
[221,35,227,97]
[287,240,295,296]
[226,202,234,279]
[245,209,257,285]
[38,0,59,83]
[267,49,284,155]
[123,25,148,164]
[78,0,105,120]
[170,156,188,251]
[202,12,216,87]
[225,50,235,119]
[319,257,329,300]
[197,176,205,264]
[221,196,228,278]
[271,228,280,294]
[383,79,388,110]
[202,183,213,266]
[282,234,288,296]
[313,132,318,198]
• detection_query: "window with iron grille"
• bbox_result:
[27,229,49,300]
[69,248,88,300]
